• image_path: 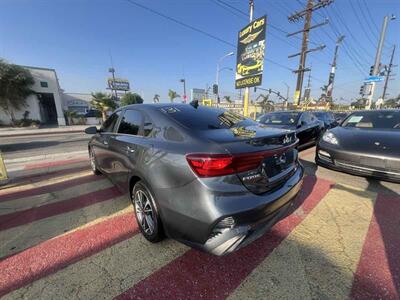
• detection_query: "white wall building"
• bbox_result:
[0,65,66,126]
[62,93,92,114]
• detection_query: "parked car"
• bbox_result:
[313,111,338,129]
[259,111,324,149]
[85,104,304,255]
[316,110,400,182]
[84,109,102,118]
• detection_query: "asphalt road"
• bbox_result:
[0,132,90,160]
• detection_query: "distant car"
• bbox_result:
[333,112,350,124]
[316,110,400,182]
[259,111,324,149]
[313,111,338,129]
[85,104,303,255]
[84,109,101,118]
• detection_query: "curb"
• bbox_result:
[0,129,85,138]
[4,150,88,164]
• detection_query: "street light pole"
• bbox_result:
[216,52,234,103]
[283,82,290,110]
[180,79,186,103]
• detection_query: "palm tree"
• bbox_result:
[223,96,232,103]
[168,89,180,103]
[153,94,160,103]
[90,92,117,121]
[0,60,35,126]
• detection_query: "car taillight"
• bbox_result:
[186,145,294,178]
[186,154,234,177]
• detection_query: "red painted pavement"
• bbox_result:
[351,193,400,300]
[24,157,88,170]
[0,186,122,231]
[0,213,138,297]
[0,173,102,202]
[115,176,333,300]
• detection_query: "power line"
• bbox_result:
[349,0,377,49]
[123,0,294,74]
[361,0,380,36]
[211,0,299,50]
[124,0,236,47]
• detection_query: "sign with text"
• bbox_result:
[235,16,266,89]
[107,78,130,91]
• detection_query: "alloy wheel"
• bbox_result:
[134,190,155,235]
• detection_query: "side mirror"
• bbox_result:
[85,126,98,134]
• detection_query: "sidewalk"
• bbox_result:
[0,125,95,138]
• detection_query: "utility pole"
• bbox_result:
[366,15,395,109]
[288,0,333,106]
[381,45,396,101]
[324,35,345,103]
[243,0,254,117]
[180,79,187,103]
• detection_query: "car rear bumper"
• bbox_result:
[156,165,304,256]
[316,145,400,183]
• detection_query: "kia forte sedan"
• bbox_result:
[316,110,400,182]
[85,104,303,255]
[259,111,323,149]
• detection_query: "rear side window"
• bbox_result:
[162,106,256,130]
[101,111,121,133]
[118,110,143,135]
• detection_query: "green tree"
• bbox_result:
[0,60,35,126]
[90,92,116,121]
[120,92,144,106]
[153,94,160,103]
[223,96,232,103]
[168,89,180,103]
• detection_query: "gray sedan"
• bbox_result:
[85,103,303,255]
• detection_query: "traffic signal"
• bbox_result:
[213,84,218,95]
[369,65,374,76]
[359,85,364,95]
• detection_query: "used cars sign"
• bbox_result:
[235,16,266,89]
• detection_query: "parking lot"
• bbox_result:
[0,146,399,299]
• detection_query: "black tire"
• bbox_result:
[89,148,101,175]
[132,181,164,243]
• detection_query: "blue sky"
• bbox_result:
[0,0,399,104]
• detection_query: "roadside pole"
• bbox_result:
[366,15,394,109]
[381,45,396,101]
[243,0,254,117]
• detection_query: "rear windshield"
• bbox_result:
[342,111,400,130]
[160,106,257,130]
[259,112,299,125]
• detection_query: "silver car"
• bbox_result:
[85,103,304,255]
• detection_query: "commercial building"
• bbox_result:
[0,65,66,126]
[62,93,92,114]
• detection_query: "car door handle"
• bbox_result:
[126,146,135,153]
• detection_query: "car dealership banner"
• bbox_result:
[107,78,130,91]
[235,16,266,89]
